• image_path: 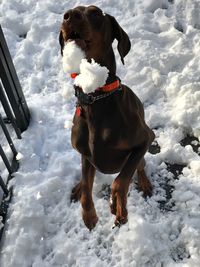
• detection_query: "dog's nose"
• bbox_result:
[63,10,83,23]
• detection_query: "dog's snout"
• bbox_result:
[63,10,83,23]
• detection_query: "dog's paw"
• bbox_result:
[137,171,153,198]
[114,215,128,227]
[71,182,82,202]
[138,178,153,198]
[82,208,98,230]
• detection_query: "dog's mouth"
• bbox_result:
[66,30,91,51]
[68,30,81,40]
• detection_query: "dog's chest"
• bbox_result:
[99,126,131,150]
[100,128,113,143]
[72,118,130,156]
[71,98,135,155]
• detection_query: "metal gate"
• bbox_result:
[0,25,30,239]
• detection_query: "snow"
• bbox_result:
[74,59,109,93]
[62,41,109,93]
[62,41,86,74]
[0,0,200,267]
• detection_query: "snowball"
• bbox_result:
[74,59,109,93]
[62,42,109,93]
[62,41,86,74]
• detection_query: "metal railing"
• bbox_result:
[0,24,30,240]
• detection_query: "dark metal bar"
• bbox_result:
[0,25,30,132]
[0,145,12,174]
[0,82,21,138]
[0,113,18,156]
[0,187,12,245]
[0,176,9,196]
[0,47,28,131]
[0,26,30,121]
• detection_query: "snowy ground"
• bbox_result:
[0,0,200,266]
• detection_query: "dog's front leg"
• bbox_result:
[110,140,152,226]
[80,155,98,230]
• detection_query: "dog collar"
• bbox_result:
[70,73,121,92]
[70,73,122,117]
[71,73,78,79]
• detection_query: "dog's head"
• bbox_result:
[59,5,131,73]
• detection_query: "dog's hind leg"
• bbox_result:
[137,157,152,197]
[80,156,98,230]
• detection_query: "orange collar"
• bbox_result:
[71,73,78,79]
[70,73,120,92]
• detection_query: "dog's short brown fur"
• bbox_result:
[59,5,155,230]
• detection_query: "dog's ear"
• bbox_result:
[107,15,131,64]
[59,30,64,56]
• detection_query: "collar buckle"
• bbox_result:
[74,85,95,105]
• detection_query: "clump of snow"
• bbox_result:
[62,41,85,73]
[16,152,24,161]
[74,59,109,93]
[189,160,200,178]
[141,0,169,13]
[62,41,108,93]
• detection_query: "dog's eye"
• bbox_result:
[87,9,104,27]
[89,10,102,18]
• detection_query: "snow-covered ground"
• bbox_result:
[0,0,200,266]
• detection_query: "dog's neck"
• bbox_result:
[100,47,117,76]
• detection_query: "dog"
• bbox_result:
[59,5,155,230]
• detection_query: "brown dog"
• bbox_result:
[59,5,155,230]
